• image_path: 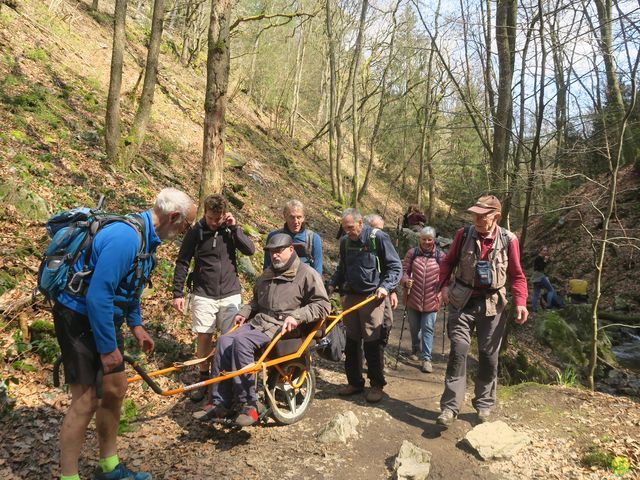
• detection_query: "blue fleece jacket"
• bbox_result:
[57,210,160,354]
[263,226,323,274]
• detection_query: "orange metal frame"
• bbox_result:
[125,295,377,396]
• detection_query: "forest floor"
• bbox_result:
[1,308,639,480]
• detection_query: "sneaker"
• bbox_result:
[421,360,433,373]
[235,404,259,427]
[365,387,384,403]
[338,384,364,396]
[94,463,151,480]
[409,353,420,362]
[193,403,232,421]
[436,409,456,427]
[477,408,492,423]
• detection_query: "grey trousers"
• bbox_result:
[211,324,271,407]
[439,297,507,414]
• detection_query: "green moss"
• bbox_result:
[534,311,587,367]
[25,48,48,63]
[118,398,138,434]
[497,382,545,402]
[9,130,28,143]
[581,447,613,469]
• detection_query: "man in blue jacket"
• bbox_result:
[263,199,323,274]
[329,208,402,403]
[53,188,196,480]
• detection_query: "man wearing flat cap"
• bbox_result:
[436,195,528,427]
[200,233,330,427]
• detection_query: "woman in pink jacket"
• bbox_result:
[401,226,443,373]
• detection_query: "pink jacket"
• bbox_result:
[401,247,442,313]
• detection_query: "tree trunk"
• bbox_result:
[120,0,166,169]
[200,0,230,206]
[105,0,127,165]
[520,0,546,251]
[288,18,306,137]
[325,0,339,200]
[491,0,517,187]
[349,0,367,207]
[358,0,400,202]
[248,31,261,99]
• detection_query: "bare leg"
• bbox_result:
[59,384,98,476]
[197,333,213,374]
[95,371,127,460]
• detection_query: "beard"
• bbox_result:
[272,259,287,269]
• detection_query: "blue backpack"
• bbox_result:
[36,201,151,302]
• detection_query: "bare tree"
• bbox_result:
[199,0,230,206]
[105,0,127,165]
[120,0,167,169]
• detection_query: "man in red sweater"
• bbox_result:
[437,195,528,426]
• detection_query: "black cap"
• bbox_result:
[264,233,293,250]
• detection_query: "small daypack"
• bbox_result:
[342,227,381,272]
[36,200,152,302]
[277,227,315,267]
[314,322,346,362]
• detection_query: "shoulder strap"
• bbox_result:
[305,229,314,266]
[454,225,471,266]
[407,247,420,276]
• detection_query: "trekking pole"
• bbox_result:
[394,284,411,370]
[441,304,447,357]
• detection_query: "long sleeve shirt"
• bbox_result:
[57,210,160,353]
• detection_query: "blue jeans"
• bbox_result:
[531,276,554,312]
[407,309,437,361]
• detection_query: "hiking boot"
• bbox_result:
[338,384,364,396]
[188,372,210,402]
[409,353,420,362]
[235,404,259,427]
[421,360,433,373]
[477,408,492,423]
[94,463,151,480]
[193,403,232,421]
[365,387,384,403]
[436,409,456,427]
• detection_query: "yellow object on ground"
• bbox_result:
[568,279,588,295]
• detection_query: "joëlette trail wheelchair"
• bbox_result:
[53,296,375,426]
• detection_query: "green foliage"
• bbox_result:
[25,48,48,63]
[154,258,174,287]
[555,366,578,387]
[581,447,614,469]
[118,399,138,434]
[534,311,587,367]
[0,269,18,295]
[157,137,179,163]
[611,456,631,476]
[12,360,37,372]
[499,350,552,385]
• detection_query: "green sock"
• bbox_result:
[60,475,80,480]
[98,454,120,473]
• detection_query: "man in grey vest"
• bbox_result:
[437,195,528,426]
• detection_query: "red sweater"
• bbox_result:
[439,226,528,307]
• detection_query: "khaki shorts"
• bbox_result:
[191,294,241,334]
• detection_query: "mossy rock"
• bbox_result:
[499,349,553,385]
[242,224,261,238]
[560,304,593,341]
[0,179,49,221]
[237,255,257,280]
[534,311,587,367]
[29,319,55,341]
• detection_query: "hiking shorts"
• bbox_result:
[191,294,241,334]
[53,302,125,385]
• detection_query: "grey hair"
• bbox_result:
[154,188,194,222]
[283,199,304,216]
[364,213,384,227]
[419,226,436,238]
[342,208,362,222]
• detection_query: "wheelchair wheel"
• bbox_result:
[266,360,315,425]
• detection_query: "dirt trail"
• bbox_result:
[2,308,639,479]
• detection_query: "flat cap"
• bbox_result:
[264,232,293,250]
[468,195,501,215]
